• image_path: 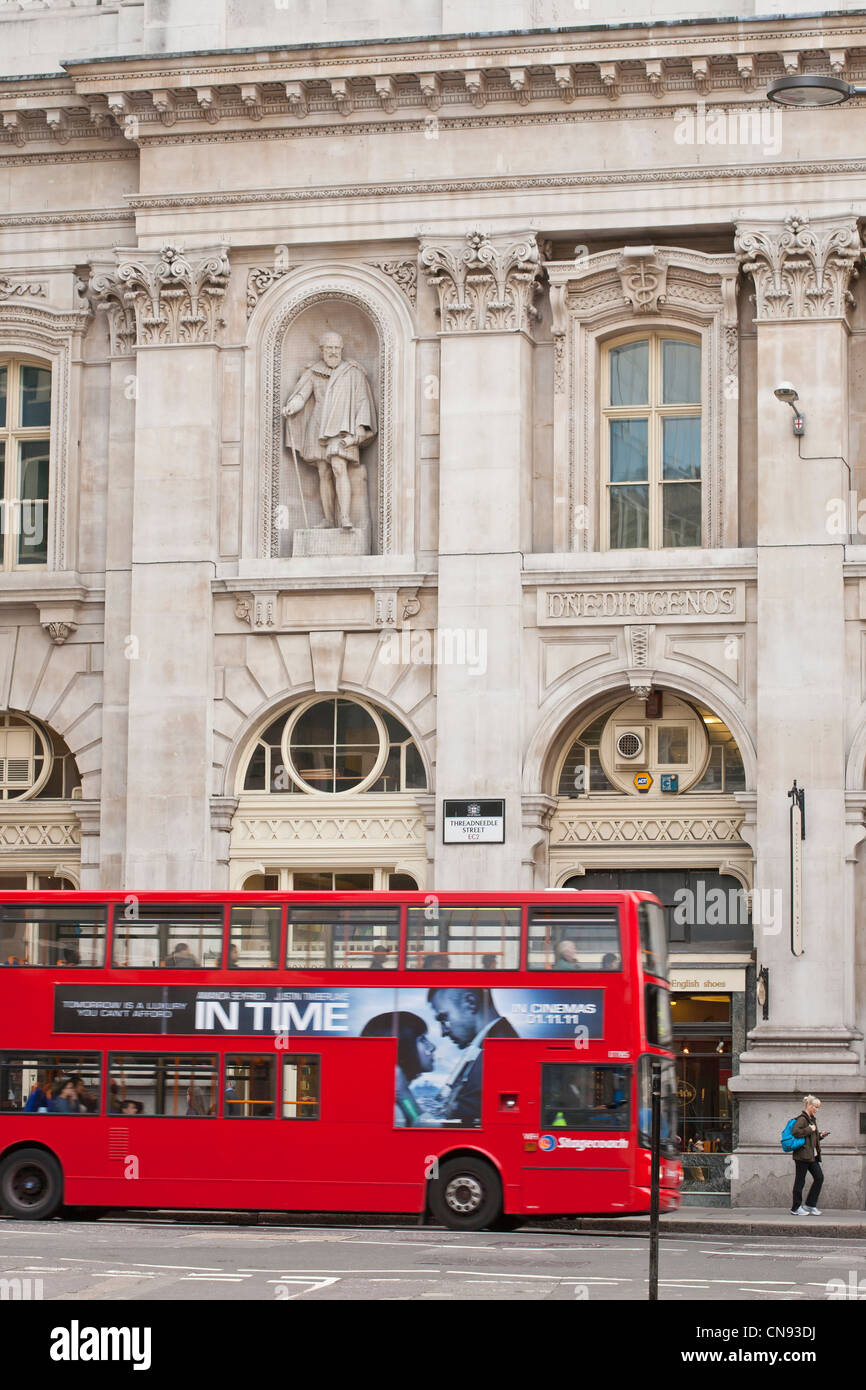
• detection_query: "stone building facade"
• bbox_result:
[2,0,866,1205]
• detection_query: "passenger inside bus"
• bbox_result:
[166,942,200,968]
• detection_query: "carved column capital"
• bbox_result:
[84,262,136,356]
[735,213,864,321]
[107,243,231,346]
[419,229,544,333]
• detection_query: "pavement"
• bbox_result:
[572,1206,866,1238]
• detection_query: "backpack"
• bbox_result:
[781,1117,806,1153]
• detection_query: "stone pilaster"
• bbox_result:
[419,230,543,890]
[728,213,866,1207]
[74,801,102,892]
[119,244,231,889]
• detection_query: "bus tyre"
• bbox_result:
[429,1157,502,1232]
[0,1148,63,1220]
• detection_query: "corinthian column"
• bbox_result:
[419,230,543,890]
[118,244,230,888]
[729,213,866,1207]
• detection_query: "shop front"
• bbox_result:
[668,969,747,1201]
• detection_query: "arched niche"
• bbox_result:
[244,262,417,563]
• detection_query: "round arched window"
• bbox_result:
[556,695,746,798]
[0,712,52,801]
[241,698,427,796]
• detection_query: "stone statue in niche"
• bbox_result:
[282,330,378,555]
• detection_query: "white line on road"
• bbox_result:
[128,1263,225,1271]
[182,1276,248,1283]
[240,1268,421,1274]
[445,1270,562,1280]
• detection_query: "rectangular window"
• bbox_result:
[224,1055,276,1119]
[282,1055,319,1120]
[20,365,51,428]
[229,906,281,969]
[645,983,673,1047]
[1,359,51,571]
[527,905,620,972]
[638,901,668,980]
[16,440,49,566]
[604,335,702,551]
[111,905,224,969]
[0,1052,101,1114]
[406,906,521,970]
[541,1063,630,1131]
[0,903,106,967]
[285,905,399,969]
[107,1054,218,1117]
[657,725,689,765]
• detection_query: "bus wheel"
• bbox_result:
[0,1148,63,1220]
[429,1157,502,1232]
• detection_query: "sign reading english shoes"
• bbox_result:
[539,584,745,625]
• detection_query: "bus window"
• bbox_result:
[111,905,224,969]
[527,905,620,971]
[107,1054,218,1116]
[645,983,673,1047]
[406,906,521,970]
[282,1055,319,1119]
[228,906,280,969]
[541,1063,630,1131]
[0,904,106,967]
[638,900,668,980]
[285,906,399,969]
[0,1052,101,1113]
[224,1055,276,1118]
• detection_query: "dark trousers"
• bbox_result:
[792,1159,823,1210]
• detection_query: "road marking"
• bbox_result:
[657,1283,711,1289]
[739,1288,807,1296]
[182,1276,248,1283]
[445,1270,562,1280]
[241,1268,421,1274]
[707,1279,796,1285]
[128,1263,225,1271]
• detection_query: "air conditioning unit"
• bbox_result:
[614,726,648,769]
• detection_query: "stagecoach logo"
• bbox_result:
[538,1134,629,1152]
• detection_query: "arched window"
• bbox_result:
[0,713,81,802]
[556,695,745,798]
[241,698,427,796]
[0,357,51,569]
[602,332,701,550]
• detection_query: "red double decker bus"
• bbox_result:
[0,889,681,1230]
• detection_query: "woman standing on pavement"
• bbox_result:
[791,1095,829,1215]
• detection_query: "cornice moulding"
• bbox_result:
[59,18,866,90]
[123,156,866,213]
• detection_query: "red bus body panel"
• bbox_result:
[0,890,682,1218]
